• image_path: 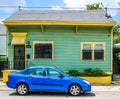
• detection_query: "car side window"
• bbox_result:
[23,68,44,76]
[46,68,60,77]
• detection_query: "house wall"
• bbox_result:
[7,25,112,72]
[0,35,6,55]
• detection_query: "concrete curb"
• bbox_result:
[0,83,6,86]
[0,81,6,86]
[0,78,6,86]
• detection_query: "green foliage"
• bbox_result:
[87,3,102,10]
[66,70,79,76]
[113,25,120,35]
[67,68,109,77]
[0,56,7,61]
[113,25,120,44]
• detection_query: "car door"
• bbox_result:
[26,68,45,90]
[43,68,67,91]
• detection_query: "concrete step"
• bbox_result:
[112,81,120,84]
[113,74,120,81]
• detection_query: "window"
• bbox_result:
[81,42,105,61]
[46,68,60,77]
[94,44,104,60]
[33,41,54,59]
[82,44,92,60]
[23,68,44,76]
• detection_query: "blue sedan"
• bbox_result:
[6,66,91,96]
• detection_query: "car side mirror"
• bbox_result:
[59,74,64,78]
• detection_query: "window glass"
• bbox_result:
[83,44,91,50]
[46,68,60,77]
[82,44,92,60]
[81,43,105,61]
[23,68,43,76]
[94,44,104,60]
[95,44,103,50]
[34,42,53,59]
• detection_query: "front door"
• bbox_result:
[14,45,25,70]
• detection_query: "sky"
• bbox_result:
[0,0,120,24]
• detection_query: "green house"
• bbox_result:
[3,10,115,74]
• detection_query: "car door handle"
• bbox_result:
[28,75,33,78]
[46,78,51,80]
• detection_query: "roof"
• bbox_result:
[3,10,116,26]
[5,10,115,22]
[0,25,6,35]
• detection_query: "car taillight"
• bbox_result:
[8,76,10,80]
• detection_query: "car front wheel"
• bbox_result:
[68,84,81,96]
[16,83,29,95]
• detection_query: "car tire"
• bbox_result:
[16,83,29,95]
[68,84,81,96]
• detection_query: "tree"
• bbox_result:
[113,25,120,44]
[87,3,102,10]
[113,25,120,35]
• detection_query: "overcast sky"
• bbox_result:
[0,0,120,24]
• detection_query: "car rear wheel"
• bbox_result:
[68,84,81,96]
[16,83,29,95]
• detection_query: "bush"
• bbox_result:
[67,68,109,77]
[67,70,79,76]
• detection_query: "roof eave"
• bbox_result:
[3,20,116,26]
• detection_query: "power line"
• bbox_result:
[0,6,120,9]
[0,6,120,16]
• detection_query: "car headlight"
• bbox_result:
[83,80,90,84]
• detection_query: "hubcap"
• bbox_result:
[17,85,27,95]
[70,85,80,95]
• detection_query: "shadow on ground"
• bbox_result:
[9,91,95,97]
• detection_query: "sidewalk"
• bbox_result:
[0,78,6,86]
[92,84,120,91]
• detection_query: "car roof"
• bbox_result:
[28,66,56,69]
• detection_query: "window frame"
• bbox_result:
[81,42,105,61]
[33,41,54,60]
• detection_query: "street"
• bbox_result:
[0,86,120,99]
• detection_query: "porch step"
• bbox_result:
[113,74,120,81]
[112,81,120,84]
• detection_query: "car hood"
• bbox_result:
[67,76,85,81]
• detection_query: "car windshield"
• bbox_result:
[54,67,69,77]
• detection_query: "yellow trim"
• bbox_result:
[3,21,116,26]
[75,25,78,33]
[105,72,112,75]
[81,42,105,61]
[5,26,9,57]
[111,27,114,72]
[41,25,44,32]
[11,32,27,45]
[11,32,27,36]
[81,76,111,84]
[33,41,54,60]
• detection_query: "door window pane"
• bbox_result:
[25,68,44,76]
[46,68,60,77]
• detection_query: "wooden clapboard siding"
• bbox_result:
[7,25,112,71]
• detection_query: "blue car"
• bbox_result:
[6,66,91,96]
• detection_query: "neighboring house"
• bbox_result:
[0,25,6,76]
[113,43,120,80]
[3,10,115,74]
